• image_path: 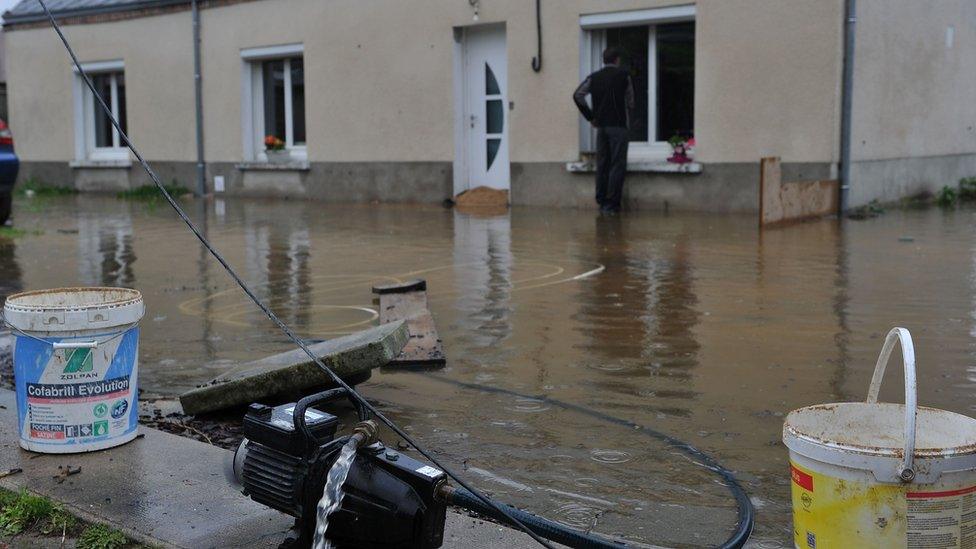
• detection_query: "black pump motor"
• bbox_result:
[231,388,448,549]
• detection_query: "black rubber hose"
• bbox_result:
[427,375,755,549]
[447,485,626,548]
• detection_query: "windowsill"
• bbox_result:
[70,159,132,169]
[236,161,311,172]
[566,159,703,174]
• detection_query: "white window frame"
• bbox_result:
[240,44,306,163]
[72,60,129,163]
[579,5,695,161]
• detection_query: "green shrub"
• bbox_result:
[78,523,128,549]
[936,185,958,207]
[959,177,976,201]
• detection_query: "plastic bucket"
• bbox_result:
[784,328,976,549]
[3,287,144,453]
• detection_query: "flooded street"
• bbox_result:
[4,194,976,547]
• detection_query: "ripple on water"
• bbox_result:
[590,449,633,464]
[508,397,551,413]
[551,502,601,530]
[574,477,600,488]
[585,362,629,372]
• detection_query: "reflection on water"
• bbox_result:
[6,195,976,546]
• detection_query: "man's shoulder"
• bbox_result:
[592,66,628,79]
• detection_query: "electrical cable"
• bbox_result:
[426,374,755,549]
[34,2,555,546]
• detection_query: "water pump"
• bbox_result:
[231,388,448,549]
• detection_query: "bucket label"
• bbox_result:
[906,486,976,548]
[791,460,976,548]
[14,329,139,451]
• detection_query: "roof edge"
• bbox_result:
[3,0,191,27]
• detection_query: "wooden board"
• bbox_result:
[372,279,447,366]
[760,156,839,227]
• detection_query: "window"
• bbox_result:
[241,45,306,162]
[580,7,695,160]
[73,60,128,162]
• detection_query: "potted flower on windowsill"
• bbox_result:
[667,134,693,164]
[264,135,289,163]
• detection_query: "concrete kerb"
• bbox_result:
[0,389,541,548]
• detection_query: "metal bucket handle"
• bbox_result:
[866,327,918,482]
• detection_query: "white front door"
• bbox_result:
[456,25,509,195]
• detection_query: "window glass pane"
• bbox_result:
[606,26,649,143]
[486,99,503,134]
[485,63,500,95]
[486,138,500,170]
[657,22,695,142]
[263,60,286,142]
[116,73,127,141]
[290,58,305,145]
[92,74,113,148]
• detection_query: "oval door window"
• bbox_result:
[487,139,501,170]
[485,63,503,170]
[486,63,500,95]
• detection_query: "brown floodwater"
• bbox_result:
[3,194,976,547]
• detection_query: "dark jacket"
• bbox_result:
[573,65,635,129]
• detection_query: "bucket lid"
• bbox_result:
[784,402,976,483]
[786,402,976,458]
[3,287,144,332]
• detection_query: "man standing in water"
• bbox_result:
[573,47,635,214]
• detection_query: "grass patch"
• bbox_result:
[116,181,191,200]
[15,176,78,197]
[0,226,43,238]
[0,489,57,535]
[0,489,138,547]
[78,523,128,549]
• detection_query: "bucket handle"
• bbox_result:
[866,327,917,482]
[52,341,99,350]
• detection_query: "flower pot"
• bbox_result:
[265,150,291,164]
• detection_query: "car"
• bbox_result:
[0,118,19,226]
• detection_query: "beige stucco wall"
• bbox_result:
[851,0,976,161]
[5,0,845,166]
[5,10,196,161]
[696,0,843,164]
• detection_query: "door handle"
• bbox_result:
[470,114,476,129]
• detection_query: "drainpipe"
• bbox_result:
[192,0,206,196]
[839,0,856,213]
[531,0,542,72]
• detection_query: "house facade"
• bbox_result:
[3,0,974,212]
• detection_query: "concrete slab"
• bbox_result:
[180,321,408,415]
[372,280,446,367]
[0,389,539,548]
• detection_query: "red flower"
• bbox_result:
[264,135,285,151]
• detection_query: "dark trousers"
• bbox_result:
[595,126,629,210]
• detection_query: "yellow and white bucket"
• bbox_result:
[784,328,976,549]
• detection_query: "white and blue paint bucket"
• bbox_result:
[3,287,144,453]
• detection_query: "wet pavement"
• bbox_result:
[3,194,976,547]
